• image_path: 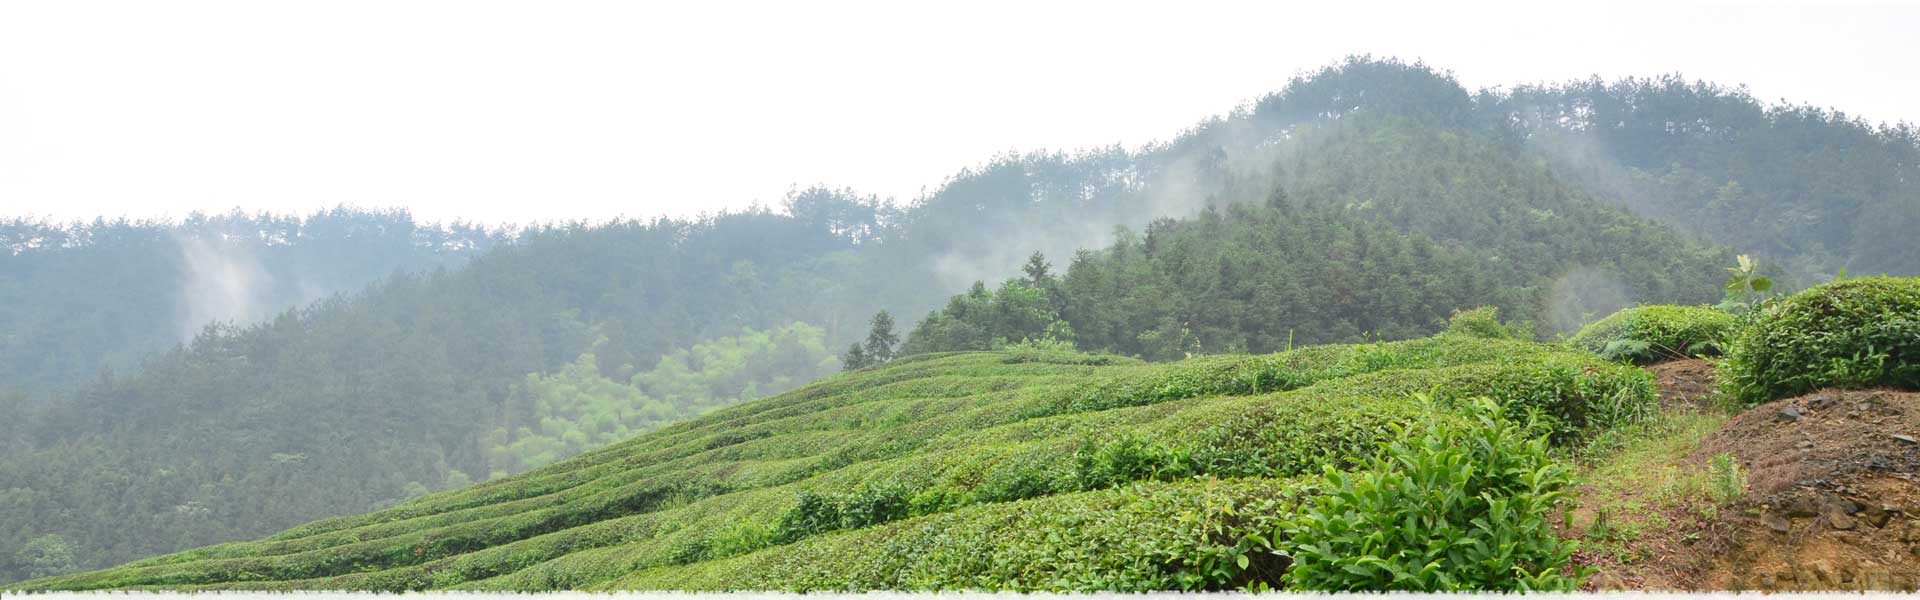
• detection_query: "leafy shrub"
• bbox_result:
[1313,354,1656,440]
[610,478,1308,592]
[1071,434,1192,490]
[1566,305,1737,364]
[1445,306,1530,340]
[1719,276,1920,405]
[772,491,841,544]
[1281,397,1580,591]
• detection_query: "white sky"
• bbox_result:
[2,1,1916,226]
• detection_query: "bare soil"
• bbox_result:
[1688,388,1920,591]
[1647,359,1717,410]
[1579,360,1920,591]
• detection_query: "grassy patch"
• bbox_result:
[1567,407,1733,569]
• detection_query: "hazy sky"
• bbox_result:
[3,1,1916,225]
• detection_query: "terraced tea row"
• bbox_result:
[17,333,1652,591]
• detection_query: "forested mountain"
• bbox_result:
[0,209,501,398]
[2,57,1913,583]
[1504,77,1920,281]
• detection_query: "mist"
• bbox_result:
[174,235,275,341]
[924,113,1296,292]
[1544,266,1638,337]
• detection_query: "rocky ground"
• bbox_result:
[1692,387,1920,591]
[1574,359,1920,591]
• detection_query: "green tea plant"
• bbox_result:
[1280,397,1581,592]
[1566,305,1738,363]
[1719,276,1920,405]
[16,333,1649,593]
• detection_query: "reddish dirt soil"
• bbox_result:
[1581,360,1920,591]
[1647,359,1717,410]
[1687,388,1920,591]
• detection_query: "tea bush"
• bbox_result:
[1282,398,1580,591]
[1719,276,1920,404]
[15,332,1644,593]
[1566,305,1737,364]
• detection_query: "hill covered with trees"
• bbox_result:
[2,57,1914,583]
[0,208,502,399]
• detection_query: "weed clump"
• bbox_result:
[1719,276,1920,405]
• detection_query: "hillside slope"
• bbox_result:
[0,58,1739,583]
[14,331,1654,591]
[9,57,1913,583]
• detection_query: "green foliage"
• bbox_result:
[1718,254,1775,313]
[617,478,1305,592]
[12,535,80,581]
[1507,75,1920,281]
[840,343,869,371]
[0,209,504,398]
[1707,453,1745,505]
[1282,398,1580,591]
[490,323,839,473]
[13,332,1657,593]
[862,311,899,364]
[3,58,1779,582]
[1718,276,1920,405]
[901,108,1733,361]
[1566,305,1738,363]
[901,280,1065,355]
[1445,306,1530,340]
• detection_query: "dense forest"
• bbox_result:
[2,57,1915,582]
[0,209,501,398]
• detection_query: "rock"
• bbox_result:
[1863,504,1893,528]
[1786,496,1821,517]
[1808,560,1837,585]
[1892,434,1917,445]
[1778,406,1803,422]
[1826,505,1859,530]
[1590,572,1625,590]
[1766,512,1793,532]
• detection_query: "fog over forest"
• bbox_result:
[2,4,1918,588]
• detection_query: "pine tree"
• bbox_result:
[863,311,899,364]
[1022,251,1051,284]
[840,343,868,371]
